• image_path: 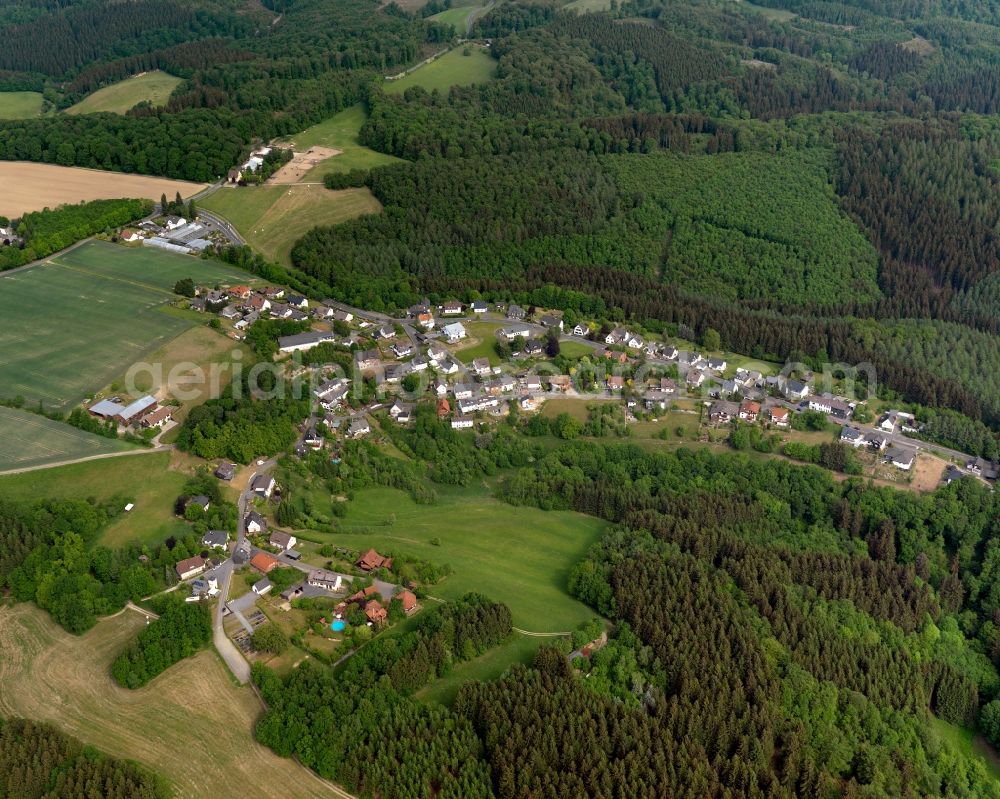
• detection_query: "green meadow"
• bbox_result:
[385,47,497,94]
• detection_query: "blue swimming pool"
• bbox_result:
[331,620,346,632]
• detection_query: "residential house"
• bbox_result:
[252,474,276,498]
[356,349,382,372]
[498,325,532,341]
[865,430,889,451]
[549,375,572,392]
[245,511,267,533]
[437,398,451,418]
[540,314,563,331]
[886,447,916,471]
[643,390,671,411]
[471,301,489,314]
[522,375,542,392]
[707,357,727,372]
[840,427,865,447]
[175,556,206,581]
[307,571,342,592]
[768,407,790,428]
[966,457,999,480]
[453,383,474,401]
[201,530,229,550]
[605,327,629,345]
[252,578,272,596]
[709,401,738,425]
[378,323,395,339]
[443,322,467,343]
[287,295,309,309]
[686,370,705,389]
[313,304,334,320]
[391,340,414,359]
[452,415,474,429]
[783,379,811,401]
[315,379,349,405]
[597,348,628,365]
[332,309,353,323]
[626,334,645,349]
[249,295,271,313]
[395,589,419,615]
[270,530,297,550]
[357,548,392,572]
[140,406,173,429]
[441,300,463,315]
[523,339,544,356]
[572,323,588,337]
[607,375,625,392]
[185,495,211,513]
[506,304,526,320]
[662,345,679,360]
[472,357,492,377]
[417,312,435,330]
[389,402,415,423]
[250,552,280,574]
[264,286,285,300]
[120,229,143,243]
[410,355,429,372]
[738,400,761,421]
[214,461,236,481]
[163,215,186,230]
[229,286,252,300]
[364,600,388,625]
[348,417,371,438]
[437,358,460,375]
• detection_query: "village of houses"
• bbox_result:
[76,243,1000,671]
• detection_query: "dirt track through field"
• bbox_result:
[0,604,346,799]
[0,162,207,217]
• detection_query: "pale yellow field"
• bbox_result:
[0,603,347,799]
[0,162,207,217]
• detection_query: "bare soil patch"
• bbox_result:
[268,147,342,184]
[911,453,947,492]
[0,162,207,217]
[900,35,935,55]
[742,58,778,70]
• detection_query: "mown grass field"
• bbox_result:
[283,104,403,180]
[0,406,136,472]
[0,603,339,799]
[0,450,202,547]
[66,71,182,115]
[0,91,44,119]
[386,47,497,94]
[0,241,250,410]
[333,483,607,632]
[932,718,1000,783]
[202,183,381,265]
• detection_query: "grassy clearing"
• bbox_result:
[333,483,607,632]
[0,406,135,472]
[386,47,497,94]
[0,91,44,119]
[283,104,403,180]
[0,603,338,799]
[66,71,182,115]
[0,450,201,548]
[201,183,381,266]
[931,718,1000,783]
[454,322,504,365]
[559,340,595,358]
[0,241,249,409]
[741,0,797,20]
[430,2,482,32]
[417,632,541,706]
[541,397,618,422]
[565,0,613,11]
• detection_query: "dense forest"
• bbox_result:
[0,717,170,799]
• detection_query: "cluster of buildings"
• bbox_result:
[88,394,172,430]
[228,145,273,183]
[122,215,214,255]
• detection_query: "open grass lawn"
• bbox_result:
[386,47,497,94]
[0,603,339,799]
[332,483,607,632]
[0,406,136,472]
[0,450,198,547]
[429,1,483,32]
[0,91,44,119]
[66,71,182,115]
[417,632,542,707]
[0,241,250,410]
[453,321,505,365]
[283,104,403,180]
[201,183,381,266]
[559,340,596,358]
[931,718,1000,783]
[541,396,617,422]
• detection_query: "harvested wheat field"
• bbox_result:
[0,603,346,799]
[268,146,342,183]
[0,162,207,217]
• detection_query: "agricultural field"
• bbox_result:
[65,71,182,115]
[0,450,204,547]
[0,162,206,217]
[333,483,608,632]
[201,183,381,265]
[385,47,497,94]
[0,405,136,472]
[0,90,45,119]
[0,603,340,799]
[0,240,250,410]
[281,104,403,180]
